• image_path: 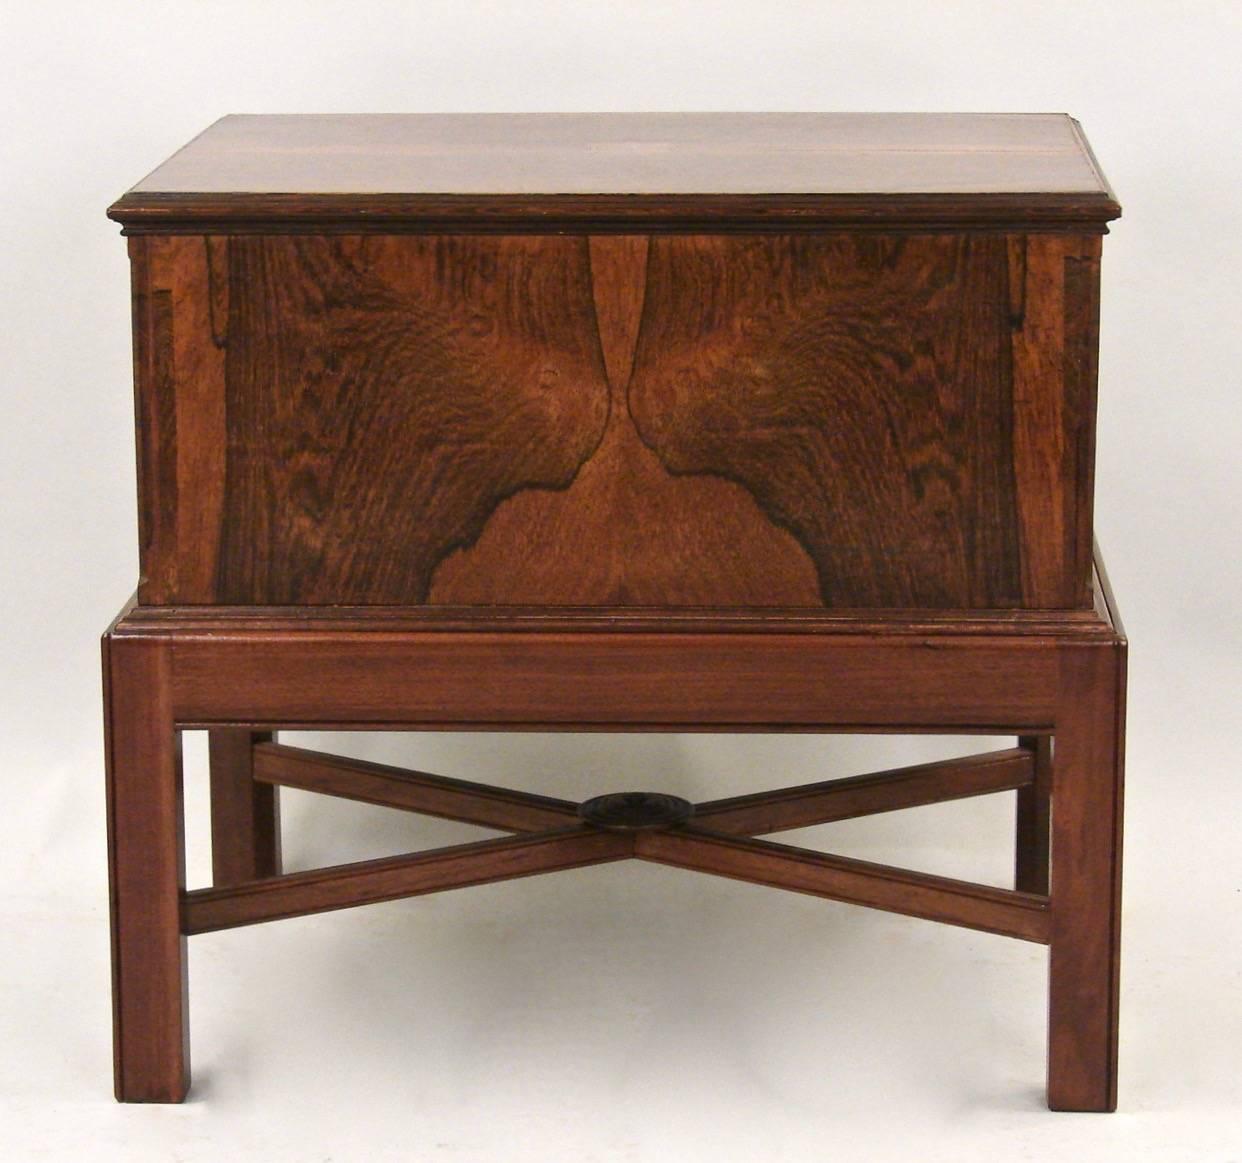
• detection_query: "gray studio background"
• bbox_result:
[2,3,1238,1159]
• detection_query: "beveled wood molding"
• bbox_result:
[113,597,1120,640]
[108,191,1121,235]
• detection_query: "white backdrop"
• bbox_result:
[2,3,1239,1160]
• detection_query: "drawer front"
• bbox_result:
[129,232,1099,609]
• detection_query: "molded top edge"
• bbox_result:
[109,113,1121,229]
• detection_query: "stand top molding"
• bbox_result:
[108,112,1120,232]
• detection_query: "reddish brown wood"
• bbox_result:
[103,631,188,1102]
[127,238,175,598]
[636,827,1050,943]
[428,235,822,607]
[1008,234,1103,605]
[255,743,1032,839]
[182,827,633,934]
[105,114,1125,1110]
[108,114,1119,234]
[119,601,1116,637]
[166,629,1060,731]
[128,229,1098,610]
[1093,538,1127,638]
[1015,734,1052,894]
[208,730,280,884]
[696,747,1034,836]
[101,561,1123,1106]
[1047,641,1126,1111]
[252,742,580,833]
[626,234,1020,607]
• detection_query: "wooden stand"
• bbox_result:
[104,561,1124,1108]
[103,113,1126,1109]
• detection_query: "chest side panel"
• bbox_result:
[130,232,1097,609]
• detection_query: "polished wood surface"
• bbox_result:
[207,730,280,884]
[186,739,1052,941]
[166,629,1062,730]
[1015,734,1052,894]
[103,566,1124,1107]
[252,741,582,832]
[635,828,1051,943]
[103,629,188,1102]
[183,827,633,935]
[130,229,1099,609]
[694,747,1034,835]
[1048,640,1126,1110]
[104,113,1126,1111]
[110,113,1119,231]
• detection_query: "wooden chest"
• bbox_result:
[109,113,1119,614]
[104,115,1127,1112]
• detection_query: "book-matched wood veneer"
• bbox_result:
[128,230,1101,609]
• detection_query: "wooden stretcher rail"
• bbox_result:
[181,827,632,934]
[635,828,1052,943]
[695,747,1034,835]
[252,742,580,833]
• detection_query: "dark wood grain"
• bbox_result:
[429,235,822,605]
[214,234,609,603]
[208,730,280,884]
[103,633,188,1102]
[105,113,1125,1110]
[108,113,1120,232]
[1008,234,1102,605]
[130,229,1098,610]
[127,238,177,598]
[628,233,1021,606]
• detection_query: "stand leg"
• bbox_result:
[1015,734,1051,894]
[209,730,281,884]
[103,635,189,1102]
[1047,641,1126,1111]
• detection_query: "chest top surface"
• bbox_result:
[110,112,1118,231]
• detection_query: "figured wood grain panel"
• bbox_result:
[428,237,822,604]
[627,235,1023,607]
[131,231,1098,609]
[215,236,610,602]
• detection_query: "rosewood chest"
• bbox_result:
[103,113,1126,1111]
